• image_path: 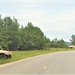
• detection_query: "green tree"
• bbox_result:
[70,35,75,45]
[51,38,67,48]
[3,17,19,50]
[57,39,67,48]
[51,38,58,47]
[0,14,67,50]
[0,15,9,49]
[18,22,49,50]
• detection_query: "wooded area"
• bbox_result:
[0,15,68,50]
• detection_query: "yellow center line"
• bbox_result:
[43,66,47,70]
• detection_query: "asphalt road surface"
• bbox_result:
[0,50,75,75]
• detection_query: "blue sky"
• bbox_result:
[0,0,75,41]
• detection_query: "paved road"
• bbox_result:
[0,51,75,75]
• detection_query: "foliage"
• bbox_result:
[70,35,75,45]
[18,22,50,50]
[0,15,67,50]
[50,38,67,48]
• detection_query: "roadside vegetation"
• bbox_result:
[0,48,74,65]
[0,15,67,51]
[0,15,75,65]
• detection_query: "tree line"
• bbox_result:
[0,15,67,51]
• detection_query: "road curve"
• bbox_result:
[0,50,75,75]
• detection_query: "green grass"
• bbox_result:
[0,48,74,65]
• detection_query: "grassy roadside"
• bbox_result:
[0,48,74,65]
